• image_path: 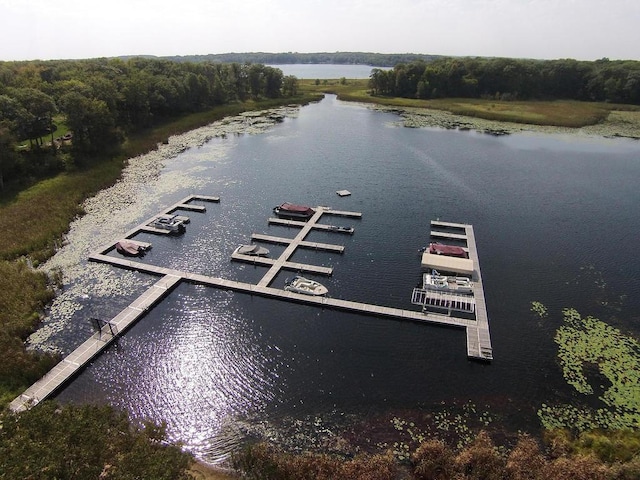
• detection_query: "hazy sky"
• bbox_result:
[1,0,638,61]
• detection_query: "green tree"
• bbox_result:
[283,75,299,97]
[60,91,120,155]
[9,87,57,148]
[0,122,18,190]
[263,66,283,98]
[248,63,264,99]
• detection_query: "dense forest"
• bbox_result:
[155,51,442,67]
[0,57,297,188]
[368,57,640,104]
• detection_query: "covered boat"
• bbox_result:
[284,276,328,296]
[273,202,315,219]
[428,242,468,258]
[234,244,270,257]
[115,239,151,256]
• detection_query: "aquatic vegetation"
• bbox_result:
[30,105,300,350]
[387,402,495,454]
[538,308,640,430]
[530,301,547,319]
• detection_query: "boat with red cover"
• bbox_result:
[273,202,315,219]
[428,242,468,258]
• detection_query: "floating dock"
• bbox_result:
[412,221,492,361]
[11,200,493,412]
[9,275,181,413]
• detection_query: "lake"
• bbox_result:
[268,63,387,79]
[39,93,640,463]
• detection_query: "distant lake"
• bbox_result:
[268,63,389,79]
[48,95,640,463]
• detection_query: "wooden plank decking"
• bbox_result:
[11,200,493,412]
[250,233,345,253]
[9,274,181,413]
[230,252,333,276]
[428,221,493,361]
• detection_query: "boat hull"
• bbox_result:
[115,240,150,257]
[284,276,328,296]
[234,244,270,256]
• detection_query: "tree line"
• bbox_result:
[0,57,298,187]
[159,51,442,67]
[369,57,640,104]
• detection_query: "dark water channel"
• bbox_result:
[51,95,640,462]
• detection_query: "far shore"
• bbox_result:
[371,103,640,139]
[298,79,640,139]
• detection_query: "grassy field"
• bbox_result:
[299,78,640,128]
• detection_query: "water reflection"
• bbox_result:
[47,95,640,462]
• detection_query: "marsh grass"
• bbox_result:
[299,79,635,128]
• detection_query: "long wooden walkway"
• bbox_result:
[86,251,487,359]
[250,233,345,253]
[87,256,477,330]
[11,201,493,412]
[230,252,333,276]
[429,220,493,360]
[9,275,181,412]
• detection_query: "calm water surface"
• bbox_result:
[53,95,640,461]
[268,63,387,79]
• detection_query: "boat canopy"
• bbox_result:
[429,242,468,258]
[279,202,314,215]
[421,252,474,276]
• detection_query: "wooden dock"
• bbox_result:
[250,233,345,253]
[11,201,493,412]
[230,252,333,276]
[9,275,181,413]
[94,194,219,254]
[420,221,493,361]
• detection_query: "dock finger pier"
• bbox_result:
[10,195,492,412]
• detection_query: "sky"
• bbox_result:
[0,0,638,62]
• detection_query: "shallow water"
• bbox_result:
[35,95,640,462]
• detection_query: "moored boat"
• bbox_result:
[423,271,473,294]
[284,276,328,296]
[273,202,315,219]
[428,242,468,258]
[151,214,186,233]
[115,239,151,256]
[234,244,270,257]
[328,225,354,234]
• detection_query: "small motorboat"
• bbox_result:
[115,239,151,256]
[273,202,315,219]
[284,276,328,296]
[151,214,186,233]
[234,244,270,257]
[328,225,354,234]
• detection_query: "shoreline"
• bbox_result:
[370,103,640,139]
[30,105,301,352]
[24,96,640,464]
